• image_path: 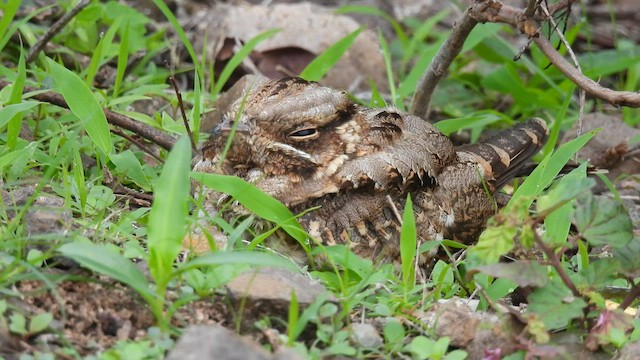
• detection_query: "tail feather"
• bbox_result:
[458,118,549,190]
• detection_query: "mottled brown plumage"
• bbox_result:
[193,77,548,264]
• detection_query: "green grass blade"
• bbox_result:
[377,30,397,107]
[151,0,202,80]
[401,9,450,68]
[287,290,299,345]
[109,150,152,191]
[507,129,598,212]
[85,17,121,86]
[7,51,26,149]
[147,136,192,287]
[178,250,298,273]
[335,5,408,48]
[0,101,40,129]
[191,172,309,250]
[46,58,113,155]
[112,21,130,98]
[0,0,20,53]
[299,27,363,82]
[434,113,503,136]
[541,88,572,156]
[58,242,153,300]
[400,194,417,294]
[212,29,281,95]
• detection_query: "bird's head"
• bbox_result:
[209,77,360,180]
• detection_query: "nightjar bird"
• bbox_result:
[192,77,548,265]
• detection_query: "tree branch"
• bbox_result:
[411,0,640,121]
[0,80,177,150]
[26,0,92,63]
[410,8,478,119]
[533,35,640,107]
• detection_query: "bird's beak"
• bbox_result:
[213,116,250,135]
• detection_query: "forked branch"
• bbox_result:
[410,0,640,120]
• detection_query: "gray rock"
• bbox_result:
[165,325,271,360]
[350,323,383,348]
[616,340,640,360]
[226,267,335,308]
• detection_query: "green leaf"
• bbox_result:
[46,58,113,155]
[29,312,53,333]
[287,290,299,345]
[0,144,35,171]
[148,136,192,286]
[9,313,27,335]
[0,101,41,128]
[400,194,416,293]
[507,130,597,212]
[383,317,405,345]
[191,172,309,250]
[576,259,621,290]
[469,261,548,288]
[109,150,152,190]
[293,293,330,340]
[85,17,121,86]
[527,279,587,330]
[377,30,396,107]
[58,242,153,300]
[7,51,26,148]
[311,245,373,279]
[538,164,593,247]
[407,336,435,359]
[434,113,502,136]
[151,0,202,82]
[466,225,517,266]
[178,250,298,273]
[536,164,593,213]
[299,27,363,82]
[335,5,408,48]
[113,20,130,97]
[0,0,20,53]
[212,29,281,95]
[574,193,633,247]
[613,237,640,277]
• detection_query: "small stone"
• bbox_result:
[26,195,72,236]
[226,267,335,307]
[614,339,640,360]
[165,325,271,360]
[419,298,480,347]
[350,322,383,348]
[224,267,336,332]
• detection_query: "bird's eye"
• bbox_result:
[289,128,318,139]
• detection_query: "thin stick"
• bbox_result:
[0,80,177,150]
[110,128,164,163]
[532,230,582,298]
[26,0,92,63]
[165,62,198,152]
[464,0,640,108]
[410,8,478,119]
[539,1,585,140]
[533,35,640,107]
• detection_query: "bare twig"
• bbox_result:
[533,35,640,107]
[26,0,91,63]
[110,128,164,163]
[165,62,197,152]
[538,1,585,141]
[0,80,177,150]
[619,281,640,310]
[471,0,640,108]
[532,230,582,299]
[414,0,640,119]
[410,8,478,119]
